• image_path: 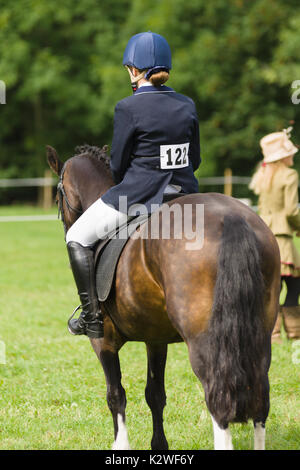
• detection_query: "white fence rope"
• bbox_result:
[0,215,58,222]
[2,174,287,222]
[0,177,56,188]
[0,175,258,222]
[0,176,250,188]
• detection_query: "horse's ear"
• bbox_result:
[46,145,63,176]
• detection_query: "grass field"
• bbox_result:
[0,205,299,450]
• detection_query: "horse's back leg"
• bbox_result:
[254,422,266,450]
[211,415,233,450]
[186,336,234,450]
[145,343,169,450]
[252,368,269,450]
[212,416,266,450]
[90,338,130,450]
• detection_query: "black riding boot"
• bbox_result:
[66,241,103,338]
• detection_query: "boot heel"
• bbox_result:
[85,320,104,338]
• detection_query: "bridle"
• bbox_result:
[57,162,83,238]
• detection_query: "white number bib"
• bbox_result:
[160,143,190,169]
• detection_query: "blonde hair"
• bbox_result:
[149,70,169,87]
[249,160,285,195]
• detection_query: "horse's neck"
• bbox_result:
[74,156,114,210]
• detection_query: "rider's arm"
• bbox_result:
[110,101,135,184]
[189,102,201,172]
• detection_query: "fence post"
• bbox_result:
[43,169,53,210]
[224,168,232,197]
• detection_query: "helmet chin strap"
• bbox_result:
[125,66,147,93]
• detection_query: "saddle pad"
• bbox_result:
[95,214,150,302]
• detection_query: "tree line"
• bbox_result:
[0,0,299,201]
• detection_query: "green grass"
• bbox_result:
[0,204,57,216]
[0,205,299,450]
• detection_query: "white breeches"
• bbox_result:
[65,185,181,247]
[66,198,128,247]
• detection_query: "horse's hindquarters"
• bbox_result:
[105,236,182,343]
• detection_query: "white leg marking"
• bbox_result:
[254,422,265,450]
[112,413,131,450]
[211,415,234,450]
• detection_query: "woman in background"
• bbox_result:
[250,127,300,342]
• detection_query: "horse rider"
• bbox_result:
[65,32,201,338]
[249,127,300,341]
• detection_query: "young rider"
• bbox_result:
[66,31,201,338]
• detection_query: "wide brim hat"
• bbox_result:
[260,127,298,163]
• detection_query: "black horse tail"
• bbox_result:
[205,214,267,428]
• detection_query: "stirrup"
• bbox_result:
[67,304,104,338]
[68,304,85,335]
[68,304,82,323]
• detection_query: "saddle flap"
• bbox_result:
[95,214,150,302]
[95,193,185,303]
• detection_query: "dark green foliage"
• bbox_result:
[0,0,299,194]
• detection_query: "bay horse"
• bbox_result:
[47,144,280,450]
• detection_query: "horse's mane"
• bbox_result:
[74,144,111,170]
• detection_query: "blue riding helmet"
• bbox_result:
[123,31,172,73]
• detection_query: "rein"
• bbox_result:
[57,162,83,237]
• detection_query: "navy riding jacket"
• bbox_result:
[101,85,201,214]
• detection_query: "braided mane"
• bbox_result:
[74,144,111,170]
